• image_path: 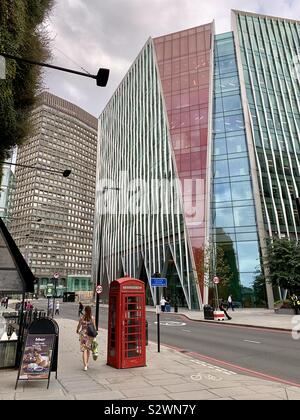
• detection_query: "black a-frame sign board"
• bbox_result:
[15,318,59,390]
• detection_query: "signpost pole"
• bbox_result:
[215,284,219,310]
[95,285,102,331]
[151,274,167,353]
[53,280,56,319]
[213,277,220,310]
[52,273,59,319]
[96,291,100,331]
[156,287,160,353]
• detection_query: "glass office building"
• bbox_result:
[94,11,300,309]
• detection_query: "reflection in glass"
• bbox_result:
[214,138,227,155]
[211,32,264,308]
[214,160,229,178]
[215,207,234,227]
[214,183,232,202]
[226,135,247,153]
[229,158,249,177]
[233,206,256,227]
[214,97,223,113]
[220,76,239,92]
[225,114,245,132]
[231,181,252,200]
[222,95,242,112]
[214,117,225,133]
[218,56,237,74]
[237,241,260,274]
[216,38,234,57]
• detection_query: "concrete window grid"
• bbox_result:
[10,93,97,279]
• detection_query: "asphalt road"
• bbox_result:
[35,300,300,386]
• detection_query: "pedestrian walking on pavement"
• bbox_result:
[220,299,232,320]
[76,306,97,371]
[48,299,53,317]
[55,301,60,316]
[165,297,171,312]
[78,302,84,318]
[291,294,300,315]
[227,295,234,311]
[160,297,167,313]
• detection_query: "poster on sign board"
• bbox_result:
[19,334,54,381]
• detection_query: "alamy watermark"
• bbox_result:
[291,316,300,340]
[0,56,6,80]
[96,172,205,224]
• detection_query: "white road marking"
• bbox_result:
[183,329,192,333]
[243,340,261,344]
[191,359,237,375]
[154,321,187,326]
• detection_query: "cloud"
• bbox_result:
[43,0,300,117]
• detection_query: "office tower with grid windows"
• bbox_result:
[9,92,98,297]
[94,10,300,309]
[0,156,15,224]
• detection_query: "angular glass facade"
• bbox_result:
[95,39,203,309]
[95,11,300,310]
[233,11,300,239]
[212,33,265,307]
[154,24,214,299]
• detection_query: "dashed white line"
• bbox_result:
[243,340,261,344]
[183,329,192,333]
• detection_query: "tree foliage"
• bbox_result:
[194,243,234,292]
[0,0,53,163]
[265,238,300,292]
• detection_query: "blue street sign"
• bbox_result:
[151,278,168,287]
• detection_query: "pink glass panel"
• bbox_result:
[154,23,213,295]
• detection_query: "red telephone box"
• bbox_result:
[107,277,146,369]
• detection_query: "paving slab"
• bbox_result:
[162,382,208,393]
[1,317,299,400]
[122,386,167,398]
[168,390,218,400]
[74,390,125,400]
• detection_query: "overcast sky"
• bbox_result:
[42,0,300,118]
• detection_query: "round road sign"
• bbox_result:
[96,285,103,294]
[213,277,220,285]
[53,273,60,279]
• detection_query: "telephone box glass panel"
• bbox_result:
[124,296,143,359]
[109,296,116,357]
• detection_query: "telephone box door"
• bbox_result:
[121,294,146,369]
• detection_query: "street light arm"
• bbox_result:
[0,53,110,87]
[1,161,71,177]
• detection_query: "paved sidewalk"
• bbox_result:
[1,318,300,400]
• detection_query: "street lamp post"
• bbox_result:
[0,52,110,87]
[95,186,121,331]
[1,161,72,178]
